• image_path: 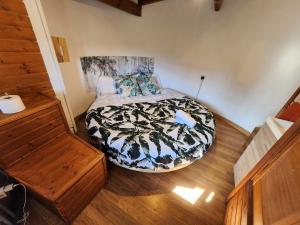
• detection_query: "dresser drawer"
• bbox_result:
[0,104,67,168]
[55,159,106,222]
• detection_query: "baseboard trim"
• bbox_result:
[74,112,86,123]
[214,113,250,137]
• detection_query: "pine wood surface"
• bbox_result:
[224,182,252,225]
[253,133,300,225]
[0,98,107,223]
[27,116,248,225]
[225,118,300,225]
[0,1,107,222]
[0,95,63,169]
[7,133,104,200]
[0,0,54,97]
[0,94,58,127]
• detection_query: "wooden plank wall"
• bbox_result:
[0,0,55,97]
[224,182,252,225]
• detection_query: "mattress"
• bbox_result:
[86,88,216,172]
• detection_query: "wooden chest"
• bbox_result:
[0,94,107,223]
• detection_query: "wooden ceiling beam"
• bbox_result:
[214,0,224,11]
[97,0,142,16]
[138,0,164,5]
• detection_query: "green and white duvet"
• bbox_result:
[86,91,215,172]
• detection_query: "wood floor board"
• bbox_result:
[73,205,115,225]
[103,190,181,225]
[88,191,141,225]
[27,116,248,225]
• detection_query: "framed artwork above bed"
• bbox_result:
[80,56,154,91]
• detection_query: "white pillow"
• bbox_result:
[152,74,163,87]
[96,76,116,96]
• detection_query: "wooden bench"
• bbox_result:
[0,94,107,223]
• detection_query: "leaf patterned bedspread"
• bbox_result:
[86,97,216,172]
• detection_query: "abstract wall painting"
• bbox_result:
[80,56,154,91]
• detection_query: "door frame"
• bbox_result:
[23,0,77,132]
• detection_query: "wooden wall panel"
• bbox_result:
[225,182,252,225]
[0,0,54,97]
[227,119,300,224]
[0,52,44,64]
[253,134,300,225]
[0,40,39,52]
[0,11,31,27]
[1,82,54,97]
[0,24,36,40]
[0,0,28,15]
[0,72,50,88]
[0,63,46,76]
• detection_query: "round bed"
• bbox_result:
[86,89,216,173]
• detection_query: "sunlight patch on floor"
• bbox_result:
[205,192,215,203]
[172,186,205,204]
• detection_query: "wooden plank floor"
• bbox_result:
[27,116,248,225]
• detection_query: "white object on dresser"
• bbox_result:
[0,95,25,114]
[234,117,293,186]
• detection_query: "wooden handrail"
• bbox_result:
[277,86,300,117]
[227,117,300,201]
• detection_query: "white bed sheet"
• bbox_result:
[89,88,185,110]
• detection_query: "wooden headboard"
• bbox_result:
[0,0,54,97]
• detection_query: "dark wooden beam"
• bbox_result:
[214,0,224,11]
[97,0,142,16]
[138,0,164,5]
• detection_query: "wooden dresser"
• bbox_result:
[0,1,107,223]
[0,94,107,223]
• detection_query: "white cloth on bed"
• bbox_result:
[176,110,197,128]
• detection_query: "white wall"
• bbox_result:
[40,0,300,131]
